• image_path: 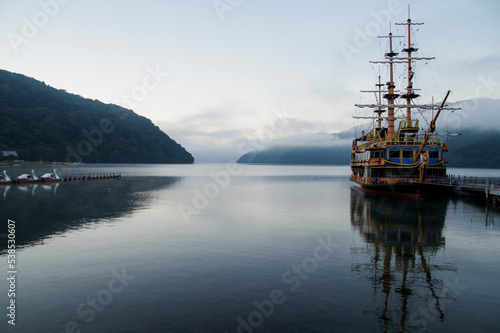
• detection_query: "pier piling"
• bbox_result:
[450,175,500,204]
[61,173,121,182]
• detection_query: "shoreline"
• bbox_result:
[0,161,77,166]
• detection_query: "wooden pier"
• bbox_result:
[448,175,500,205]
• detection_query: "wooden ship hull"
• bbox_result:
[352,180,452,199]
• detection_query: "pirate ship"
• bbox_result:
[350,13,460,198]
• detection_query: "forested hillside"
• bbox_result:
[446,129,500,168]
[0,69,193,163]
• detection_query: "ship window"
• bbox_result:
[403,150,414,159]
[355,152,370,161]
[429,150,439,159]
[389,149,400,159]
[371,151,380,159]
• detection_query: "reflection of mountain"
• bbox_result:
[0,177,179,253]
[350,189,457,332]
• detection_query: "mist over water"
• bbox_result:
[0,164,499,332]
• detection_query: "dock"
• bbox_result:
[1,170,121,185]
[60,173,121,182]
[448,175,500,205]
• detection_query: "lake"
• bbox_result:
[0,164,499,333]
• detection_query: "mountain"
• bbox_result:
[237,99,500,169]
[237,132,352,165]
[445,129,500,168]
[0,69,194,163]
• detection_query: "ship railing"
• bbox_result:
[398,119,419,131]
[372,176,418,184]
[352,175,451,185]
[355,136,444,150]
[371,176,450,185]
[422,177,450,185]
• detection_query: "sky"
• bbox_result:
[1,0,499,162]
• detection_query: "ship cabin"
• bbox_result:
[350,121,448,185]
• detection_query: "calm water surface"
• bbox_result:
[0,164,499,333]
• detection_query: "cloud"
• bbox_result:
[155,97,500,163]
[271,132,352,148]
[155,105,354,162]
[455,98,500,131]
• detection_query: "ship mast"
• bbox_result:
[355,10,457,139]
[376,75,384,129]
[396,7,424,123]
[384,32,399,139]
[362,30,404,139]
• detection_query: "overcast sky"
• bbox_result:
[1,0,499,162]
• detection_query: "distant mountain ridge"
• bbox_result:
[237,99,500,169]
[237,131,353,165]
[0,69,194,163]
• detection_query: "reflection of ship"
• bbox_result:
[2,185,10,200]
[350,188,457,332]
[350,12,460,198]
[17,183,39,196]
